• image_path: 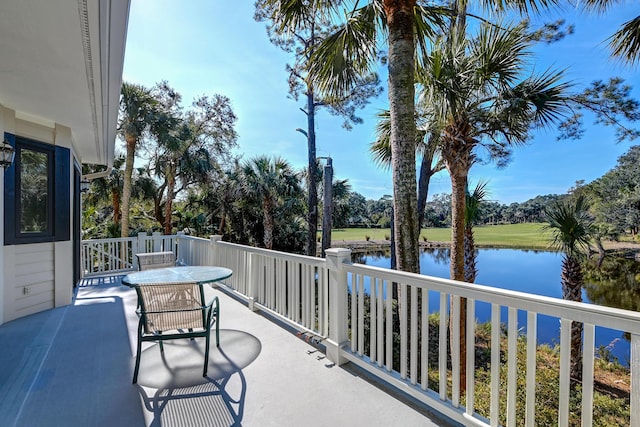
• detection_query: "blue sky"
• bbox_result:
[123,0,639,204]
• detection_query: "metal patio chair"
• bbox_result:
[132,281,220,383]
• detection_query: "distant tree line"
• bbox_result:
[342,191,564,229]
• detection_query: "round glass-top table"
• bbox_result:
[122,266,232,287]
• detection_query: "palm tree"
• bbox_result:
[255,0,381,257]
[464,180,489,283]
[417,20,572,283]
[242,156,302,250]
[306,1,445,273]
[543,194,593,381]
[418,20,572,393]
[117,82,159,238]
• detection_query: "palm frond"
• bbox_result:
[478,0,561,15]
[608,15,640,65]
[472,21,530,87]
[308,3,379,98]
[543,194,593,257]
[465,179,490,225]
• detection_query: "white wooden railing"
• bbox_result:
[81,232,180,276]
[80,234,640,427]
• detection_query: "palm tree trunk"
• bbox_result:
[120,134,136,238]
[562,255,584,381]
[111,189,121,227]
[263,198,274,250]
[163,165,176,235]
[464,226,477,283]
[417,150,433,229]
[306,92,318,257]
[385,0,419,274]
[449,166,468,392]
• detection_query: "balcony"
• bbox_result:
[0,274,447,426]
[2,233,639,426]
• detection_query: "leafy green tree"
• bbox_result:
[255,0,381,257]
[83,156,126,236]
[543,194,593,381]
[586,145,640,239]
[148,83,238,234]
[242,156,303,249]
[345,191,368,227]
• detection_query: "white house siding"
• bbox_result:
[4,243,55,321]
[1,108,76,324]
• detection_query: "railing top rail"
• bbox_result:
[217,240,327,267]
[82,237,136,244]
[345,262,640,333]
[177,235,209,243]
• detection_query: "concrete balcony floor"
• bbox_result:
[0,276,454,427]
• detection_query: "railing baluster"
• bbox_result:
[631,333,640,427]
[466,298,475,416]
[559,318,571,427]
[378,278,384,368]
[525,311,537,427]
[421,288,429,391]
[386,279,392,372]
[507,307,517,427]
[582,323,595,427]
[401,283,408,380]
[358,275,365,357]
[371,276,377,364]
[410,285,418,386]
[351,273,357,352]
[490,303,500,427]
[452,295,460,407]
[439,292,448,401]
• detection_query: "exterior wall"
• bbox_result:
[1,106,76,324]
[4,243,55,320]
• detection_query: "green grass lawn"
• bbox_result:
[330,223,554,249]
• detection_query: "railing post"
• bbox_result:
[210,235,222,266]
[152,231,162,252]
[134,232,146,270]
[176,231,185,264]
[247,252,259,311]
[325,247,351,366]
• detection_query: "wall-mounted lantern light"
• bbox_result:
[80,179,91,193]
[0,139,15,170]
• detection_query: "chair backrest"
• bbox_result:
[136,251,176,271]
[136,282,207,333]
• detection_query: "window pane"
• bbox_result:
[20,148,49,233]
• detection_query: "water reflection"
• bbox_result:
[584,256,640,312]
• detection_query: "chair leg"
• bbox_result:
[204,334,210,377]
[215,309,220,347]
[133,331,143,383]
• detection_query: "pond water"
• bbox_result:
[353,248,636,365]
